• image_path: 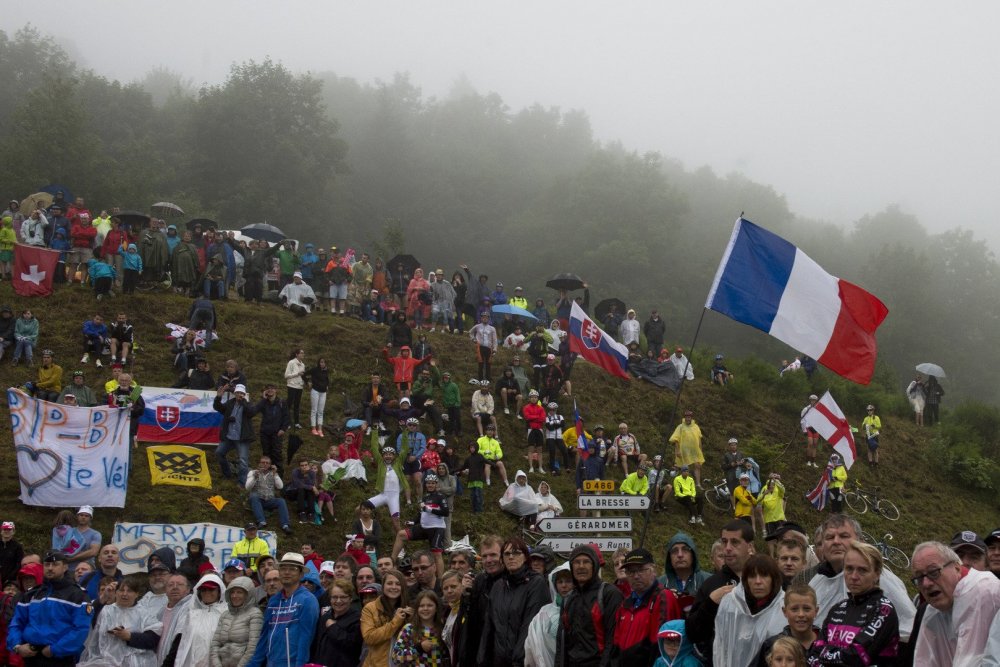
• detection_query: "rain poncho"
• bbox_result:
[524,562,570,667]
[653,619,700,667]
[78,600,161,667]
[168,572,226,667]
[914,567,1000,667]
[712,583,786,667]
[279,280,318,312]
[500,471,538,517]
[809,564,916,641]
[536,487,563,521]
[669,421,705,466]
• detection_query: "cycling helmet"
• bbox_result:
[653,454,663,461]
[528,389,539,397]
[715,354,724,360]
[381,446,397,457]
[547,402,558,409]
[397,555,412,572]
[73,370,85,377]
[639,462,651,471]
[479,380,490,387]
[424,473,439,483]
[405,417,419,426]
[41,349,54,357]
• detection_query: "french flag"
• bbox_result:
[568,302,631,381]
[706,218,888,385]
[137,387,222,446]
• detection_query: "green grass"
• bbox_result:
[0,281,993,573]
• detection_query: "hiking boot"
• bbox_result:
[281,525,293,535]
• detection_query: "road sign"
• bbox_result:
[583,479,615,492]
[578,494,650,510]
[539,536,633,553]
[538,517,632,533]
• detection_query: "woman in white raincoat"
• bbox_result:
[524,563,572,667]
[79,574,161,667]
[713,555,787,667]
[499,470,539,528]
[162,571,226,667]
[534,481,563,530]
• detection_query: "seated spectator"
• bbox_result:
[216,359,248,403]
[668,347,695,381]
[499,470,538,528]
[361,288,385,323]
[711,354,733,386]
[11,309,39,366]
[245,456,293,535]
[470,380,497,436]
[279,271,318,316]
[496,367,523,417]
[30,349,63,402]
[285,457,319,524]
[108,312,134,365]
[178,356,214,390]
[58,370,98,407]
[0,305,14,363]
[621,464,651,496]
[503,325,527,351]
[172,329,201,374]
[81,314,108,368]
[387,310,413,348]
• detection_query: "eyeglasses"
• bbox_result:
[910,565,948,587]
[330,594,351,601]
[502,551,525,558]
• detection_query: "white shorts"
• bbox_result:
[368,492,400,517]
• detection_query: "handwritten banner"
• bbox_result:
[113,522,277,574]
[8,388,130,508]
[147,445,212,488]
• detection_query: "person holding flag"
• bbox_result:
[827,454,848,512]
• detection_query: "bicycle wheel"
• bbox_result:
[843,491,868,515]
[700,479,729,512]
[875,498,900,521]
[883,545,910,570]
[859,531,876,545]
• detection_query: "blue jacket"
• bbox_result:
[87,258,116,280]
[7,574,91,658]
[120,244,144,271]
[247,584,319,667]
[49,233,70,260]
[576,448,606,489]
[397,430,428,460]
[653,619,700,667]
[82,319,108,342]
[299,249,318,280]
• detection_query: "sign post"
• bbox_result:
[582,479,615,493]
[577,494,650,511]
[539,536,634,553]
[538,517,632,533]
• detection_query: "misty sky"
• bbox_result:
[6,1,1000,248]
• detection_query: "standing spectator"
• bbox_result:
[669,411,705,487]
[862,404,882,467]
[910,541,1000,665]
[557,543,623,667]
[752,582,819,665]
[0,305,14,363]
[480,538,549,667]
[469,312,499,382]
[713,555,787,667]
[387,310,413,348]
[757,473,787,537]
[827,454,847,512]
[246,553,318,667]
[906,375,926,426]
[77,573,158,667]
[430,268,457,332]
[66,506,102,575]
[369,444,407,533]
[0,522,23,593]
[284,348,306,430]
[619,309,640,347]
[68,212,96,284]
[324,248,351,315]
[21,208,48,246]
[658,532,711,611]
[214,383,258,485]
[539,354,564,406]
[315,579,363,666]
[382,345,429,397]
[216,360,248,404]
[721,438,744,499]
[119,243,143,295]
[210,576,263,667]
[171,231,199,294]
[308,357,330,436]
[441,371,462,437]
[390,590,447,666]
[925,375,944,426]
[79,544,124,601]
[543,402,567,476]
[405,268,431,329]
[162,572,226,667]
[8,550,91,664]
[11,309,38,366]
[800,394,821,468]
[610,548,682,665]
[522,390,547,473]
[255,385,290,476]
[458,443,488,513]
[643,310,666,357]
[245,456,292,535]
[361,568,410,667]
[276,240,300,287]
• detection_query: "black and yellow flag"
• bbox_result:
[147,445,212,488]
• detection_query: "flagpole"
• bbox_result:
[638,307,708,549]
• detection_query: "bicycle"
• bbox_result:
[860,531,910,570]
[520,523,577,557]
[843,482,900,521]
[699,478,732,512]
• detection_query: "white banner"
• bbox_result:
[113,522,277,574]
[8,388,130,508]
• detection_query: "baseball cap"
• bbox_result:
[679,464,689,471]
[809,394,819,400]
[623,548,655,568]
[424,473,439,483]
[148,561,171,573]
[764,522,808,542]
[658,627,682,641]
[233,384,247,394]
[728,437,738,444]
[986,528,1000,546]
[224,558,247,571]
[293,271,303,279]
[245,522,258,531]
[1,522,14,531]
[78,505,94,516]
[950,530,987,554]
[319,561,336,576]
[43,549,68,563]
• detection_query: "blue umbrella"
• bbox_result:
[39,183,75,203]
[345,418,366,429]
[491,304,538,321]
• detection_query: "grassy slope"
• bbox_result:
[0,282,990,571]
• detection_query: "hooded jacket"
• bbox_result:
[210,576,263,667]
[713,582,786,667]
[557,544,623,667]
[165,572,226,667]
[315,600,363,667]
[481,563,550,666]
[246,579,318,667]
[524,562,571,667]
[658,532,711,601]
[180,538,211,575]
[653,619,700,667]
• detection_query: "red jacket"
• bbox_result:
[382,347,429,384]
[522,402,546,429]
[340,547,371,566]
[610,581,681,665]
[101,228,129,257]
[70,220,96,248]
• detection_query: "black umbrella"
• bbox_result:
[595,297,628,322]
[241,222,286,243]
[112,210,151,231]
[546,272,585,291]
[186,217,217,231]
[388,254,420,277]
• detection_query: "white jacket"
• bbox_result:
[915,567,1000,667]
[713,583,786,667]
[619,317,640,346]
[78,600,161,667]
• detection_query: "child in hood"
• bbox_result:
[419,439,441,472]
[654,619,699,667]
[119,243,143,295]
[340,533,371,566]
[524,563,572,667]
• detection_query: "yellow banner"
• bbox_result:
[147,445,212,488]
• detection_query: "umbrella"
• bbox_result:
[187,217,217,231]
[39,183,75,203]
[595,297,628,322]
[112,210,151,231]
[345,418,366,430]
[491,304,538,321]
[915,362,946,378]
[151,201,184,216]
[387,254,420,277]
[241,222,286,243]
[20,192,53,215]
[545,272,585,291]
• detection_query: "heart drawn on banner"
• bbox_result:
[16,445,63,496]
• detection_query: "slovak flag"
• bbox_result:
[801,391,858,469]
[568,302,631,380]
[12,244,59,297]
[574,400,589,461]
[806,466,832,511]
[137,387,222,445]
[705,218,888,385]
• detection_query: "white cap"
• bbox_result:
[293,271,303,279]
[78,505,94,516]
[319,560,335,576]
[233,384,247,394]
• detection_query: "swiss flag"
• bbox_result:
[13,244,60,297]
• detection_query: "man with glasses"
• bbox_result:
[248,552,318,667]
[406,550,442,598]
[910,541,1000,665]
[609,548,681,666]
